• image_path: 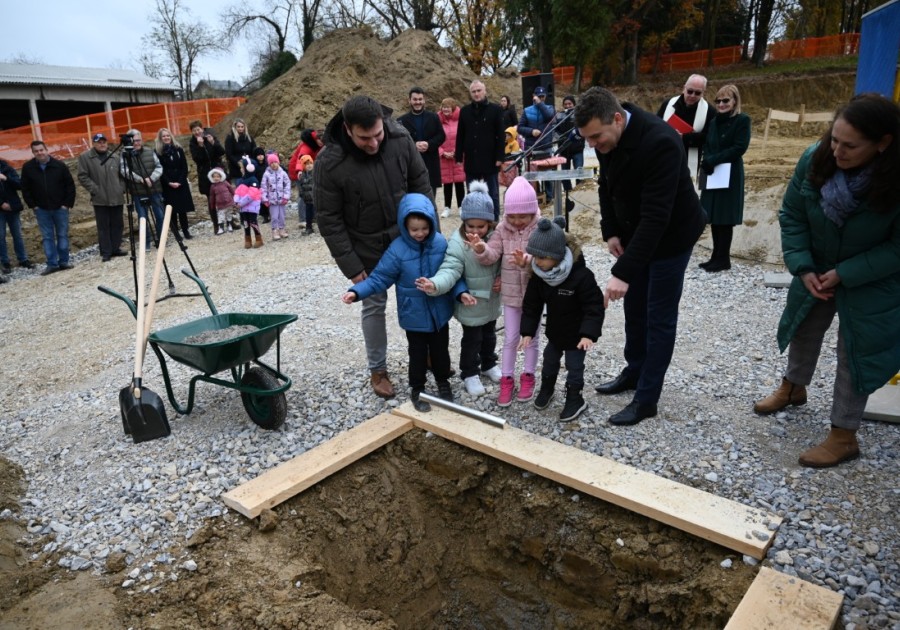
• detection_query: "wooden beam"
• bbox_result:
[725,567,843,629]
[221,413,414,518]
[393,403,781,559]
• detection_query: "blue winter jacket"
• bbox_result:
[350,193,466,333]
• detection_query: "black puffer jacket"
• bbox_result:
[20,157,76,210]
[0,159,24,212]
[314,105,433,279]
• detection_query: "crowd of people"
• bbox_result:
[2,78,897,470]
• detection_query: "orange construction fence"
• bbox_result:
[522,32,859,88]
[0,97,244,168]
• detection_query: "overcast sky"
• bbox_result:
[2,1,254,87]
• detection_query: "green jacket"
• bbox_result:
[700,112,750,226]
[778,144,900,394]
[429,229,501,327]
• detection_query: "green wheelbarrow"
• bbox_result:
[100,269,298,430]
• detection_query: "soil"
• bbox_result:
[1,28,855,629]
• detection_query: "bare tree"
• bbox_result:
[224,1,295,54]
[141,0,222,99]
[297,0,325,51]
[365,0,443,38]
[319,0,381,33]
[5,53,46,64]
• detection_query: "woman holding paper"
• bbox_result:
[754,93,900,468]
[699,84,751,272]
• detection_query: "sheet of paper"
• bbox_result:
[705,163,731,190]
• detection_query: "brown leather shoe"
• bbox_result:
[798,427,859,468]
[370,371,395,399]
[753,377,807,414]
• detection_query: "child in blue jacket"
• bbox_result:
[342,193,466,411]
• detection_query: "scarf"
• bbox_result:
[821,165,873,227]
[531,247,573,287]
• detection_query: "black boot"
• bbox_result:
[705,225,732,272]
[559,385,587,421]
[411,388,431,412]
[437,380,454,402]
[534,375,557,409]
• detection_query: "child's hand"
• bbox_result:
[460,292,476,306]
[414,277,435,293]
[513,249,529,267]
[518,336,533,351]
[341,292,357,304]
[577,337,594,351]
[465,232,486,253]
[492,276,501,293]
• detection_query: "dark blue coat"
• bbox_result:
[0,160,24,212]
[351,193,465,332]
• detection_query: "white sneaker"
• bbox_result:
[464,375,486,396]
[482,366,502,383]
[441,207,451,218]
[216,227,224,235]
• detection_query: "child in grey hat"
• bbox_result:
[518,216,604,421]
[415,181,501,397]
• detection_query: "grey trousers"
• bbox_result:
[784,299,868,430]
[361,291,388,373]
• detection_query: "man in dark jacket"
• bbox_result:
[0,158,34,275]
[119,129,165,250]
[455,80,505,219]
[189,120,226,226]
[20,141,76,275]
[575,87,706,426]
[315,95,433,399]
[77,133,126,262]
[398,87,445,198]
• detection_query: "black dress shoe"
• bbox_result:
[111,250,127,257]
[609,401,658,426]
[704,259,731,272]
[698,260,712,269]
[594,371,638,395]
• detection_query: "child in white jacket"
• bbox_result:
[261,153,291,240]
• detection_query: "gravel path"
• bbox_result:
[0,211,897,629]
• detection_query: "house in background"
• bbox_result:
[0,63,176,130]
[193,79,243,99]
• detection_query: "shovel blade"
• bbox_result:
[123,387,171,443]
[118,386,135,435]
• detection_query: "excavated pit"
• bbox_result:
[188,430,759,629]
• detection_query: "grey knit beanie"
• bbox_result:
[459,181,495,222]
[526,216,567,259]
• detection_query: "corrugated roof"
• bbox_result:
[196,79,242,91]
[0,63,177,92]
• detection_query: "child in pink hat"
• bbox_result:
[468,176,542,407]
[261,152,291,240]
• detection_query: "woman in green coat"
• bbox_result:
[754,93,900,468]
[699,84,751,272]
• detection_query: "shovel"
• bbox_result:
[119,217,170,443]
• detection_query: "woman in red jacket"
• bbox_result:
[288,129,323,225]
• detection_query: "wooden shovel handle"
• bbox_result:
[142,204,173,356]
[133,218,147,392]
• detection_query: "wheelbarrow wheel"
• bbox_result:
[240,367,287,430]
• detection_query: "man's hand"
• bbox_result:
[169,182,180,189]
[604,276,629,308]
[0,173,7,182]
[350,270,368,284]
[0,202,10,211]
[531,129,540,137]
[415,277,435,293]
[415,141,428,153]
[144,177,153,189]
[577,337,593,351]
[801,271,835,300]
[518,335,533,351]
[607,236,624,258]
[460,292,476,306]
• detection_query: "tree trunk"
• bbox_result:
[751,0,775,67]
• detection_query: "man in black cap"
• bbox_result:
[77,133,126,261]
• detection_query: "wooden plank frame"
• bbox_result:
[221,403,842,628]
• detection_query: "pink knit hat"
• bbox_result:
[503,176,539,215]
[267,153,280,164]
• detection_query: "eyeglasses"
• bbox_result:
[715,98,732,104]
[685,89,703,96]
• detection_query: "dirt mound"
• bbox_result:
[218,28,524,152]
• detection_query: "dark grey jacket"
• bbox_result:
[314,105,433,279]
[77,148,124,206]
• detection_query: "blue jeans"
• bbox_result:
[621,249,692,404]
[134,193,165,247]
[0,211,28,265]
[34,208,70,267]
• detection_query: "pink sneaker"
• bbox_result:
[498,376,515,407]
[517,373,536,402]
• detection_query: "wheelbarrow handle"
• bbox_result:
[98,285,138,320]
[180,268,219,316]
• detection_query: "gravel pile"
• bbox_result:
[0,217,897,629]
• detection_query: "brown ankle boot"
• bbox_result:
[753,377,807,414]
[370,371,395,399]
[798,427,859,468]
[244,235,252,249]
[253,233,264,248]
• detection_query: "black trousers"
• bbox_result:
[710,224,734,262]
[93,205,124,259]
[407,325,451,390]
[541,340,586,388]
[443,182,465,209]
[459,320,498,378]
